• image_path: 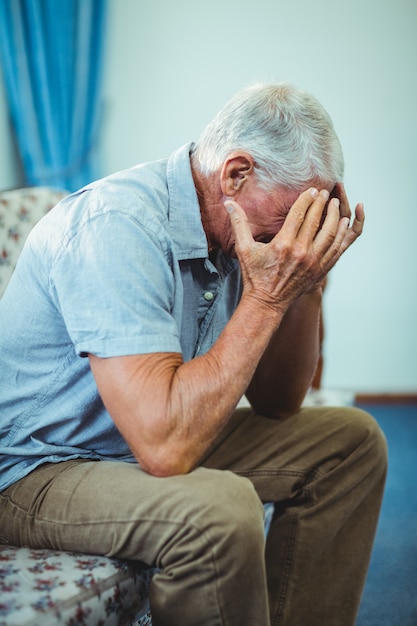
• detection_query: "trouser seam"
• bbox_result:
[271,510,300,626]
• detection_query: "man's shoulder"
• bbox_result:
[84,157,170,218]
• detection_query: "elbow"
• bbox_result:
[140,460,191,478]
[277,394,306,418]
[248,395,304,420]
[135,445,195,477]
[274,402,303,420]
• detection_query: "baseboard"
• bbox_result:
[355,393,417,405]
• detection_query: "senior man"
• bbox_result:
[0,82,387,626]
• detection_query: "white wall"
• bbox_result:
[1,0,416,392]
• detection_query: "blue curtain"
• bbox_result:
[0,0,107,191]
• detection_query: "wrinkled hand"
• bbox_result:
[225,187,364,313]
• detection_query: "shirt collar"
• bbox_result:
[167,142,209,261]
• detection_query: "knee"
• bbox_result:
[338,406,388,477]
[190,469,265,548]
[351,407,387,454]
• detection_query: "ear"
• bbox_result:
[220,152,255,196]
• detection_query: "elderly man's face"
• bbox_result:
[234,172,336,243]
[246,187,300,243]
[232,179,302,244]
[216,153,334,256]
[218,183,301,258]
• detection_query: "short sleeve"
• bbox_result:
[49,210,182,357]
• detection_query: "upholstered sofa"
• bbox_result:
[0,187,155,625]
[0,546,155,625]
[0,186,275,625]
[0,187,68,297]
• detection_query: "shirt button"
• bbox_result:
[204,291,214,301]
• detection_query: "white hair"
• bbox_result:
[193,82,344,191]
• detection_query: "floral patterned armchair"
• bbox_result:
[0,187,69,298]
[0,187,155,625]
[0,546,155,625]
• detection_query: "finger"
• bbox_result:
[338,203,365,254]
[313,199,342,251]
[309,216,350,281]
[297,189,332,241]
[319,203,365,271]
[278,187,320,239]
[320,216,350,267]
[351,202,365,236]
[224,200,255,251]
[330,182,351,219]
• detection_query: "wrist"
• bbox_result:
[239,291,287,329]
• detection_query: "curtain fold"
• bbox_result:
[0,0,107,191]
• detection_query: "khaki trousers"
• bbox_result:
[0,406,387,626]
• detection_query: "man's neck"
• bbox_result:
[190,155,223,253]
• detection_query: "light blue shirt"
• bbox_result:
[0,143,242,491]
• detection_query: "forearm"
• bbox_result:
[246,287,323,417]
[171,292,284,413]
[90,293,285,476]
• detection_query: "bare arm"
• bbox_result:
[246,287,323,418]
[89,188,363,476]
[89,294,283,477]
